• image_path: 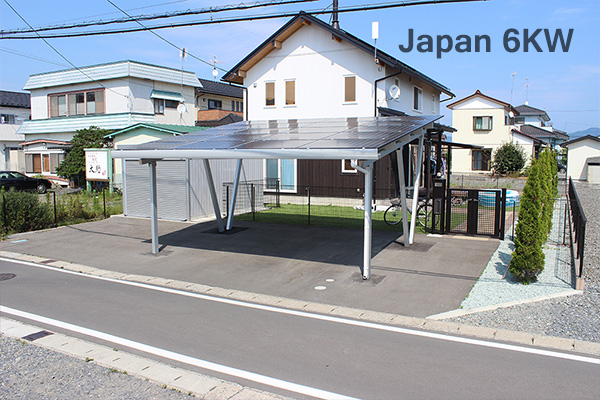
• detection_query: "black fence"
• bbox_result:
[567,177,586,279]
[446,188,508,238]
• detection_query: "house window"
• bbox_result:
[0,114,16,124]
[342,159,357,174]
[165,99,179,109]
[413,86,423,111]
[472,149,491,171]
[49,89,104,118]
[265,82,275,106]
[208,99,222,110]
[515,116,525,124]
[285,80,295,105]
[265,159,296,192]
[154,99,164,114]
[344,76,356,102]
[473,116,493,131]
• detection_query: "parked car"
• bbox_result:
[0,171,52,194]
[557,162,567,173]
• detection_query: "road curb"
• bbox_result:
[0,317,291,400]
[1,250,599,357]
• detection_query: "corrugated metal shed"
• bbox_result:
[23,60,201,90]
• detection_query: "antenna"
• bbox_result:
[372,21,379,64]
[510,72,516,105]
[212,54,220,81]
[524,77,530,105]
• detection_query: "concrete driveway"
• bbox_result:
[0,216,500,318]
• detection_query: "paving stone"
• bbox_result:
[170,372,221,396]
[204,381,244,400]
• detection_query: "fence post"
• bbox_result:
[226,185,230,218]
[103,188,106,219]
[53,191,57,227]
[2,193,6,234]
[276,179,280,208]
[306,187,311,225]
[251,183,255,221]
[512,201,516,241]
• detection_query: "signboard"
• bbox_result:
[86,150,109,181]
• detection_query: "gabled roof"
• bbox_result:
[561,135,600,147]
[446,90,519,114]
[23,60,201,90]
[511,128,544,143]
[520,124,569,141]
[105,123,205,138]
[19,139,70,146]
[197,79,243,99]
[222,12,452,96]
[515,104,550,121]
[0,90,30,108]
[195,113,244,128]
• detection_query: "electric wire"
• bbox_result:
[1,0,487,39]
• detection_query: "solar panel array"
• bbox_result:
[120,115,440,152]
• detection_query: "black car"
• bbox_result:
[557,162,567,173]
[0,171,52,194]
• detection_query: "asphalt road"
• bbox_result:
[1,258,598,400]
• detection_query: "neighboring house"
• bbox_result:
[447,90,527,174]
[561,135,600,182]
[222,12,453,194]
[513,104,569,149]
[17,60,201,184]
[0,90,30,171]
[196,78,244,127]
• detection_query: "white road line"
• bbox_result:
[0,306,359,400]
[2,257,600,366]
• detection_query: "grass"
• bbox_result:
[236,203,431,233]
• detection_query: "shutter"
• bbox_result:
[124,160,188,221]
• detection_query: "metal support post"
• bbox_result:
[149,161,159,254]
[363,161,373,279]
[409,135,424,244]
[226,159,243,231]
[397,147,409,247]
[203,159,225,232]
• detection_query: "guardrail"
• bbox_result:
[567,177,586,279]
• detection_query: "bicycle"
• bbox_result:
[384,197,432,228]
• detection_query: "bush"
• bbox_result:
[492,141,526,174]
[0,190,53,235]
[509,160,545,283]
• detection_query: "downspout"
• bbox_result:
[373,71,402,117]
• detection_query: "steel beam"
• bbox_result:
[409,135,424,245]
[203,159,225,233]
[226,159,243,231]
[149,161,159,254]
[397,147,410,247]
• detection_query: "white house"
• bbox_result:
[17,60,201,183]
[561,135,600,182]
[0,90,30,171]
[447,90,546,174]
[222,12,453,190]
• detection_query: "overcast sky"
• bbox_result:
[1,0,598,133]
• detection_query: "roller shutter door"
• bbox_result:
[124,160,188,220]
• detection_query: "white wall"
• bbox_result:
[245,24,441,120]
[565,139,600,181]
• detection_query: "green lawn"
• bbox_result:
[236,203,430,233]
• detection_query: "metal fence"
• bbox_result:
[446,188,508,238]
[567,177,586,279]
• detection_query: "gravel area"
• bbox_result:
[0,335,195,400]
[445,181,600,343]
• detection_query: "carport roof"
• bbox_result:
[113,115,440,161]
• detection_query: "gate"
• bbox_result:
[446,187,506,238]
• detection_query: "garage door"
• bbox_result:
[124,159,188,220]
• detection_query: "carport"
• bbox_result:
[112,115,440,279]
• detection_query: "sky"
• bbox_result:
[1,0,598,133]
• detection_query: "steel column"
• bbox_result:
[397,147,409,247]
[409,135,424,244]
[226,159,243,231]
[363,161,373,279]
[149,161,159,254]
[203,159,225,233]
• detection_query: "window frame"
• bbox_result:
[413,86,423,112]
[285,79,296,106]
[472,149,492,171]
[207,99,222,110]
[48,88,105,118]
[473,116,493,131]
[265,81,275,107]
[154,98,165,114]
[344,75,356,103]
[341,159,358,174]
[263,158,297,193]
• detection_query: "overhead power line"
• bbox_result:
[1,0,487,40]
[0,0,318,35]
